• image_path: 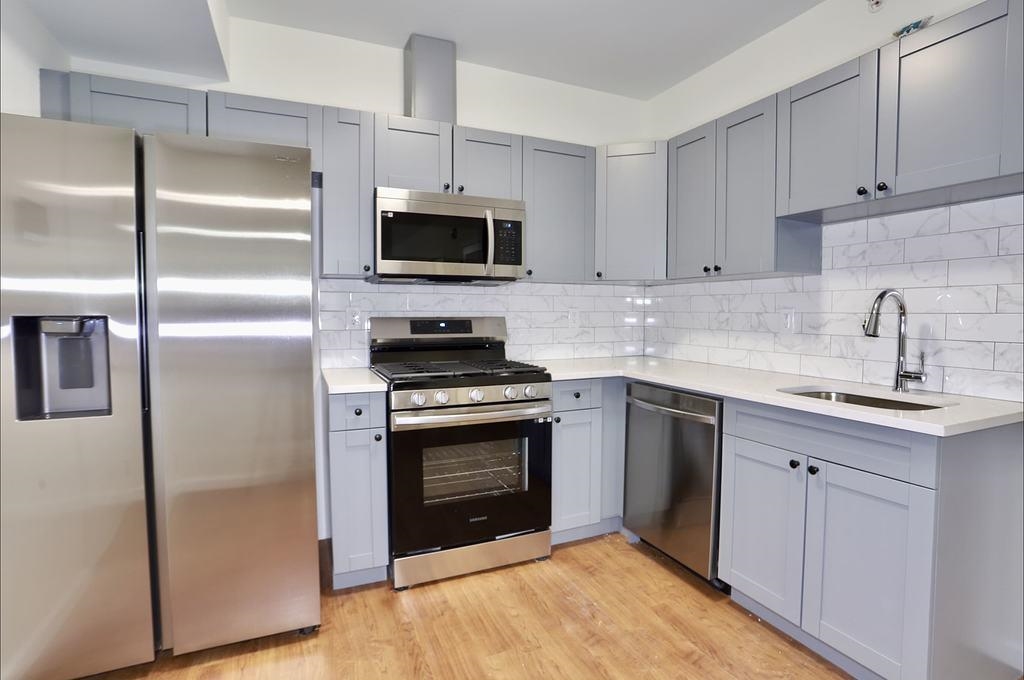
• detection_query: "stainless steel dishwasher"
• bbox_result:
[623,382,723,582]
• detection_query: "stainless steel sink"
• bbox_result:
[778,387,944,411]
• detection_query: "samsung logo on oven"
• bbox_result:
[469,516,488,523]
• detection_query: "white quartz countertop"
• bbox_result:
[323,358,1023,437]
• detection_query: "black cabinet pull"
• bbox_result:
[354,408,362,416]
[526,269,533,276]
[713,265,722,272]
[443,182,451,191]
[876,181,888,192]
[789,459,800,469]
[363,264,371,272]
[596,271,603,278]
[573,392,581,399]
[374,434,382,442]
[703,266,711,273]
[457,184,464,193]
[808,465,820,475]
[856,186,869,196]
[554,416,561,423]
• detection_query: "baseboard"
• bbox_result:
[552,516,622,546]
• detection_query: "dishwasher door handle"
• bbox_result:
[626,396,718,425]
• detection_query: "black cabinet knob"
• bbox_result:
[596,271,603,278]
[573,392,581,399]
[713,265,722,272]
[703,266,711,273]
[856,186,869,196]
[443,182,451,191]
[789,459,800,469]
[554,416,561,423]
[354,408,362,416]
[876,181,889,192]
[808,465,820,475]
[526,269,533,276]
[374,434,382,442]
[457,184,464,193]
[363,264,371,272]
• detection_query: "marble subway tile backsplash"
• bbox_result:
[316,195,1023,403]
[646,195,1024,402]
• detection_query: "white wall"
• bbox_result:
[649,0,983,139]
[0,0,69,116]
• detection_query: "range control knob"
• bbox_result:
[410,392,426,407]
[434,390,450,405]
[469,388,485,403]
[523,385,537,398]
[503,386,519,400]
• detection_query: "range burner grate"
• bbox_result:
[372,359,544,381]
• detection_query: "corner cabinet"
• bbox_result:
[522,138,596,283]
[374,114,453,192]
[595,142,667,281]
[876,0,1024,196]
[776,52,879,215]
[667,122,716,279]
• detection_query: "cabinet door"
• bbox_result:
[667,122,716,279]
[802,460,936,679]
[323,108,374,276]
[207,91,324,170]
[715,96,777,276]
[719,435,806,625]
[596,141,667,281]
[522,137,596,282]
[69,72,206,135]
[552,409,602,532]
[777,52,878,215]
[374,114,453,192]
[452,126,523,199]
[877,0,1023,195]
[329,428,388,573]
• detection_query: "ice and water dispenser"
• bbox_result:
[12,316,112,419]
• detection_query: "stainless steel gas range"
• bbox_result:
[369,317,552,589]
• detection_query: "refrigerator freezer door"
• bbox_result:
[0,114,154,679]
[144,134,319,654]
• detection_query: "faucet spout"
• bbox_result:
[863,289,925,392]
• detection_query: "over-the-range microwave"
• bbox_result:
[372,187,526,284]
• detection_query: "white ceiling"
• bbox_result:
[26,0,228,79]
[226,0,827,100]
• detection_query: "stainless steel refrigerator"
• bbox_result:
[0,113,320,680]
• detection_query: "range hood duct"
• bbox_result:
[404,34,456,123]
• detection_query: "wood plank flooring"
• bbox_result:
[95,533,848,679]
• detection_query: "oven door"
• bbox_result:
[389,402,552,556]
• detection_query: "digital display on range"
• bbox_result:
[410,319,472,335]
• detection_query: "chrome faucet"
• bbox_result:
[863,289,926,392]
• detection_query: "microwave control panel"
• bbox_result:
[494,220,522,265]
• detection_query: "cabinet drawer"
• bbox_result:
[552,379,603,411]
[329,392,386,431]
[724,399,938,488]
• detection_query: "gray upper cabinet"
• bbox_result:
[207,91,324,170]
[522,137,596,282]
[776,52,878,216]
[667,122,716,279]
[452,126,523,199]
[715,96,778,276]
[877,0,1024,196]
[374,114,453,192]
[595,142,667,281]
[67,72,206,135]
[323,108,375,277]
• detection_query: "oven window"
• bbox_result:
[423,438,526,505]
[380,211,487,263]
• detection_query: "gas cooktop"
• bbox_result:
[372,359,542,382]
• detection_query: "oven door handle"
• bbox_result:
[391,402,552,431]
[484,208,495,278]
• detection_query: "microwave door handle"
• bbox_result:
[484,209,495,277]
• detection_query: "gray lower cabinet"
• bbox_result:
[55,72,206,135]
[595,142,667,281]
[522,137,596,282]
[374,113,453,192]
[551,408,602,533]
[876,0,1024,196]
[328,392,388,589]
[322,108,374,276]
[776,52,879,215]
[207,91,323,170]
[452,126,523,199]
[667,122,716,279]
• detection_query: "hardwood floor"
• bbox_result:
[96,533,848,679]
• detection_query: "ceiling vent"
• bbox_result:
[404,34,456,124]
